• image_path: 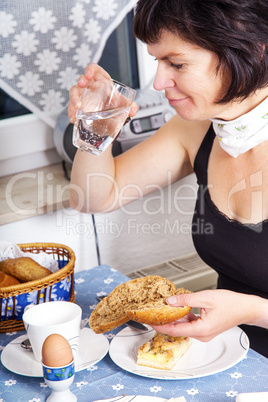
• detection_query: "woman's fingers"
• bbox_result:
[167,290,216,309]
[153,290,254,342]
[77,74,89,88]
[129,102,139,117]
[68,64,112,122]
[69,85,84,107]
[151,315,206,339]
[68,85,84,122]
[84,63,112,81]
[152,315,219,342]
[77,64,111,88]
[68,63,137,123]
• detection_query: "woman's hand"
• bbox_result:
[68,63,138,123]
[151,289,262,342]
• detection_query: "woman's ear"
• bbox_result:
[259,44,265,60]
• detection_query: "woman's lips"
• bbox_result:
[167,97,188,106]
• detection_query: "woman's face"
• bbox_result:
[147,30,233,121]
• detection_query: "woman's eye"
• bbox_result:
[153,58,184,70]
[170,63,184,70]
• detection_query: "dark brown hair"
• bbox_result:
[133,0,268,103]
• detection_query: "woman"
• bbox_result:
[68,0,268,357]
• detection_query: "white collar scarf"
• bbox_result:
[210,97,268,158]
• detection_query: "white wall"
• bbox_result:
[1,208,99,272]
[0,114,61,177]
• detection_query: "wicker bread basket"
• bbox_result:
[0,242,75,333]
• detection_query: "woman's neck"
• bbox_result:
[218,87,268,121]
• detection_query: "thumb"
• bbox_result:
[167,290,212,308]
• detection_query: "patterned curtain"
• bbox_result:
[0,0,137,127]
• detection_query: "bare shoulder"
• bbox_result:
[165,115,212,167]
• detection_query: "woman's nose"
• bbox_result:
[153,64,175,91]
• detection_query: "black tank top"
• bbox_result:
[192,124,268,357]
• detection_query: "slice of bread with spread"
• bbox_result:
[89,275,192,333]
[137,332,192,370]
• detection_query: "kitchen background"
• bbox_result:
[0,2,217,290]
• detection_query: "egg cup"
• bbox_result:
[42,360,77,402]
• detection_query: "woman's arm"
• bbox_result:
[69,116,193,213]
[151,290,268,342]
[68,64,201,214]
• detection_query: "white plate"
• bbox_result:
[109,326,249,380]
[94,397,166,402]
[1,327,109,377]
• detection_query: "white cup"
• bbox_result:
[22,301,82,363]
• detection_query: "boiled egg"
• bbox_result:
[42,334,73,367]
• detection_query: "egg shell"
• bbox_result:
[42,334,73,367]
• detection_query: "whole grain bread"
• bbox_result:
[89,275,192,333]
[0,257,51,283]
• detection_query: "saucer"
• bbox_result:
[1,327,109,377]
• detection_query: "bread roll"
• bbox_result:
[126,287,192,325]
[0,257,51,283]
[89,276,192,334]
[0,271,20,287]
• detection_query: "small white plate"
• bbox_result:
[1,327,109,377]
[109,326,249,380]
[94,397,166,402]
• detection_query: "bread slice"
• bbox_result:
[137,332,192,370]
[89,276,191,334]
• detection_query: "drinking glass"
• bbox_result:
[72,77,136,155]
